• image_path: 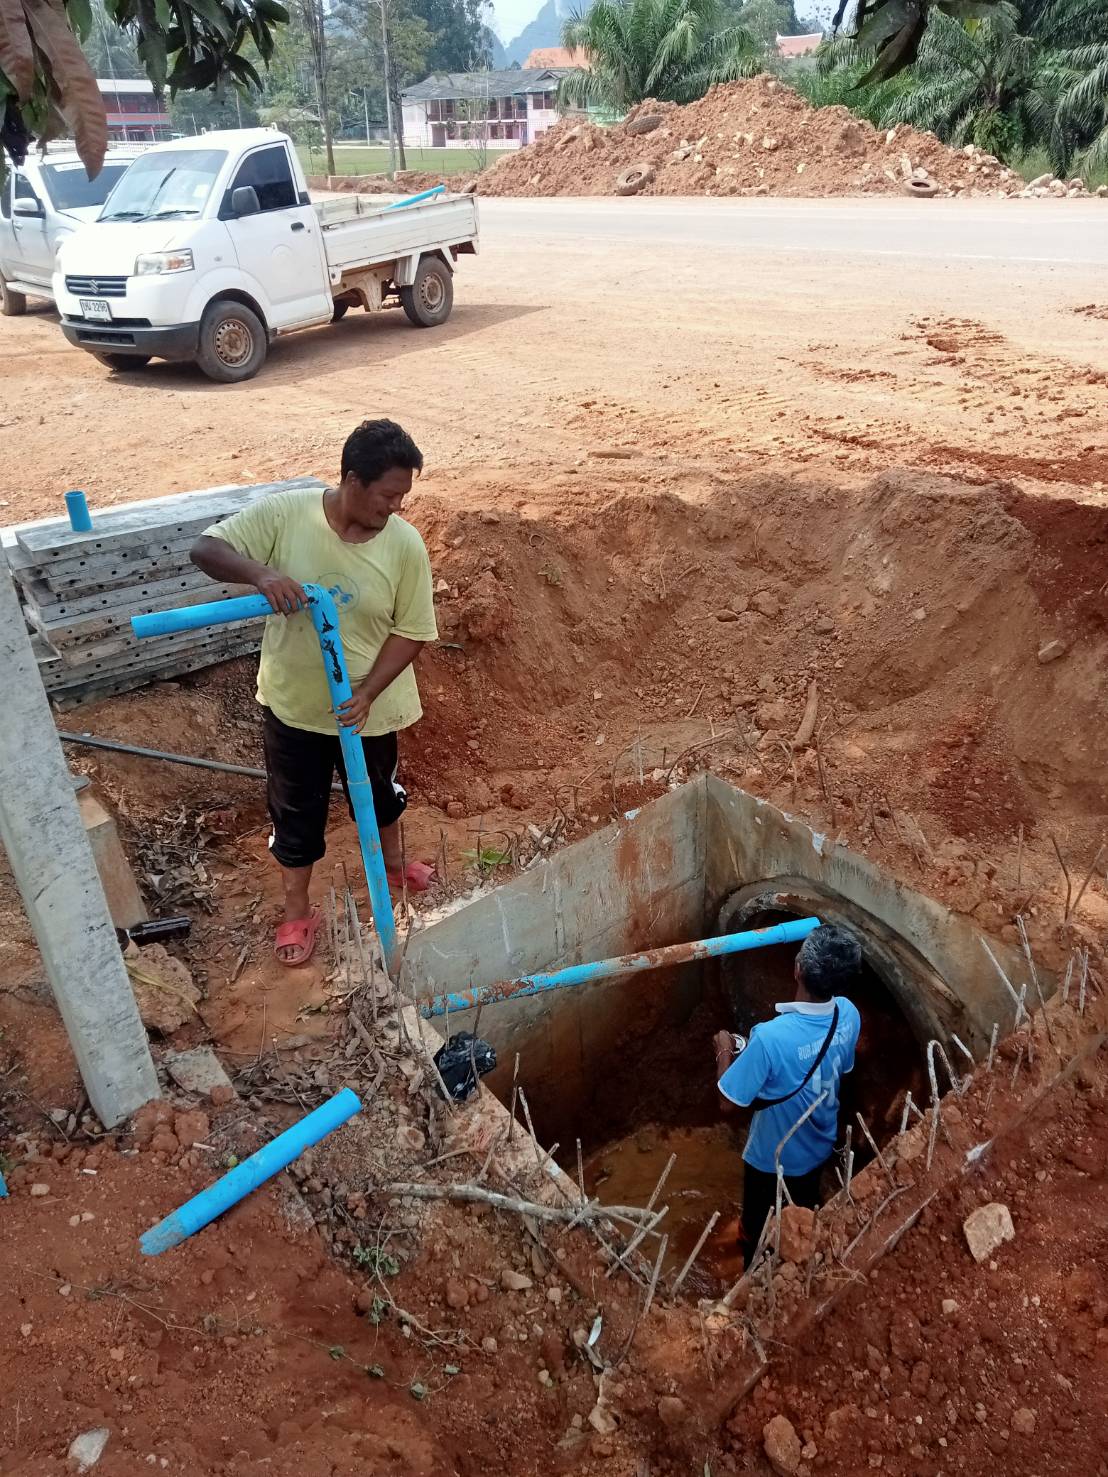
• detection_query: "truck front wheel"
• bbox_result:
[400,257,453,328]
[1,278,27,316]
[196,298,267,383]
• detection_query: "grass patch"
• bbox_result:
[297,146,484,178]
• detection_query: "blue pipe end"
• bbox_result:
[65,490,93,533]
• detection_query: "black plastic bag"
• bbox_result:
[433,1032,497,1103]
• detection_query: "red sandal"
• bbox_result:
[274,908,321,967]
[385,861,436,894]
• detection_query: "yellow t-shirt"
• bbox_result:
[204,488,438,737]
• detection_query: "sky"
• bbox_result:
[488,0,837,47]
[487,0,554,46]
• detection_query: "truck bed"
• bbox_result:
[314,194,479,276]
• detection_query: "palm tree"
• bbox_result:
[810,0,1108,174]
[557,0,761,113]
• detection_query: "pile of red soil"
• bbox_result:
[479,75,1025,199]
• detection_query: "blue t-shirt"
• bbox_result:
[718,998,861,1176]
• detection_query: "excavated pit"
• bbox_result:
[406,776,1030,1293]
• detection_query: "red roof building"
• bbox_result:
[776,33,824,57]
[97,79,171,142]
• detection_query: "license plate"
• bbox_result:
[79,298,112,322]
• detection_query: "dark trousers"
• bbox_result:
[261,707,407,870]
[740,1161,826,1267]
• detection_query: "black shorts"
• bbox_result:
[261,707,408,869]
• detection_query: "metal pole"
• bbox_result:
[363,86,371,146]
[131,587,398,974]
[422,916,821,1017]
[0,563,158,1127]
[379,0,397,179]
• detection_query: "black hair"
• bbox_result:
[797,924,862,1002]
[341,419,423,485]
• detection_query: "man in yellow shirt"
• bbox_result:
[191,419,438,966]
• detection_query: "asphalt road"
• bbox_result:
[476,195,1108,269]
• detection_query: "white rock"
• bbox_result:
[587,1403,618,1435]
[500,1269,533,1292]
[942,1298,959,1315]
[963,1202,1015,1263]
[1037,638,1067,663]
[68,1429,110,1471]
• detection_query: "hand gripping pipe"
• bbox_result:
[140,1088,361,1254]
[421,916,821,1018]
[131,586,398,973]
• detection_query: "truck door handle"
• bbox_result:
[290,222,306,232]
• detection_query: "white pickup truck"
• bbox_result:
[0,148,140,315]
[54,128,479,382]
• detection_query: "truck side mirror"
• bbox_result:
[13,195,44,218]
[230,186,261,218]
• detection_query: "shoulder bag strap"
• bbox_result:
[748,1004,839,1112]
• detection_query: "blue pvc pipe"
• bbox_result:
[422,916,821,1018]
[131,584,398,973]
[65,490,93,532]
[140,1088,361,1255]
[0,1169,7,1198]
[383,184,445,210]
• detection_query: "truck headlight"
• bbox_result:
[135,249,194,275]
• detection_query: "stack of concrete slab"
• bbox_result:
[2,477,325,705]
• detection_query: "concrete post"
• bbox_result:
[0,562,158,1127]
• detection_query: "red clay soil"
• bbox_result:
[726,1065,1108,1477]
[479,76,1030,199]
[0,1134,455,1476]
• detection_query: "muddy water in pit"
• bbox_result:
[583,1120,751,1294]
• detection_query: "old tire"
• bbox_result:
[400,255,453,328]
[616,164,654,196]
[195,297,267,383]
[626,113,664,137]
[1,277,27,316]
[93,353,152,371]
[902,178,938,198]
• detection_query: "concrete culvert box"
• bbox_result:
[405,774,1036,1287]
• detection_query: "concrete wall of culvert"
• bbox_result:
[405,777,1038,1144]
[702,776,1036,1049]
[405,783,708,1143]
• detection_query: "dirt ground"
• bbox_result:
[1,192,1107,1473]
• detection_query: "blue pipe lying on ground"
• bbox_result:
[140,1088,361,1254]
[383,184,446,210]
[421,916,821,1018]
[131,586,398,974]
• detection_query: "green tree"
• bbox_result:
[1,0,289,177]
[812,0,1108,175]
[735,0,795,50]
[558,0,761,111]
[413,0,489,70]
[82,0,144,79]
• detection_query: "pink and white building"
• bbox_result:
[401,67,573,151]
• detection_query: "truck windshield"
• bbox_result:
[41,160,130,211]
[99,149,226,222]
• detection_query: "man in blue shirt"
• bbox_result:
[714,924,863,1267]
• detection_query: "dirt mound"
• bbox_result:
[479,74,1026,199]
